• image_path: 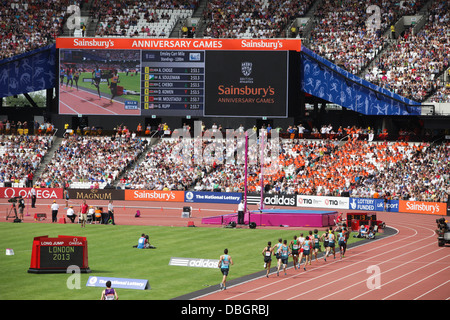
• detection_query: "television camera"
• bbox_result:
[6,196,23,223]
[435,218,450,247]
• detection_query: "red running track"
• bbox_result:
[196,211,450,300]
[59,86,140,115]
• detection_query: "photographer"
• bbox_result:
[18,196,25,221]
[436,218,449,232]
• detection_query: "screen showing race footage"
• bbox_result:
[58,49,288,117]
[58,49,141,116]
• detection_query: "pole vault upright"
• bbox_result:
[259,129,265,211]
[243,131,249,215]
[243,129,265,222]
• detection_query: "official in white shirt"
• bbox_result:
[51,200,59,223]
[66,206,76,223]
[237,200,245,225]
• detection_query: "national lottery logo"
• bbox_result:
[241,62,252,77]
[185,191,194,201]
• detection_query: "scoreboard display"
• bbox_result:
[28,235,90,273]
[56,38,301,118]
[141,50,205,114]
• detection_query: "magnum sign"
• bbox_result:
[68,189,125,201]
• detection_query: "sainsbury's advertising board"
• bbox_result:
[56,38,301,117]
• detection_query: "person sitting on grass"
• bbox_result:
[133,234,156,249]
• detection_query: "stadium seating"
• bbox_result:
[92,0,196,37]
[0,0,81,60]
[116,128,449,204]
[363,0,450,102]
[202,0,314,39]
[308,0,428,75]
[35,135,147,189]
[0,134,53,187]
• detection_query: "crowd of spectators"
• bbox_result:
[92,0,197,37]
[0,134,53,187]
[429,85,450,103]
[202,0,314,39]
[35,134,147,189]
[0,121,448,203]
[308,0,427,75]
[364,0,449,102]
[0,0,79,60]
[117,139,204,190]
[115,122,449,203]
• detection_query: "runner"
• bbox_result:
[308,230,314,265]
[66,67,73,88]
[297,233,305,267]
[321,230,329,261]
[289,235,300,270]
[92,66,102,98]
[73,68,80,91]
[100,280,118,300]
[218,248,233,290]
[338,227,349,258]
[59,67,65,87]
[279,240,290,276]
[301,236,311,271]
[312,229,321,263]
[262,241,273,278]
[272,238,283,276]
[325,229,336,260]
[109,70,119,103]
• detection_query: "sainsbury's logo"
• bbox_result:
[73,38,115,49]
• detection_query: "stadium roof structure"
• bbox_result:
[300,46,421,116]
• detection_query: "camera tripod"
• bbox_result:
[6,204,21,223]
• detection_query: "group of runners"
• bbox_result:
[216,225,351,291]
[59,66,120,102]
[262,226,351,277]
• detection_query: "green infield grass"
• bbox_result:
[0,222,361,300]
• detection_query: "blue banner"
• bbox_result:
[184,191,242,204]
[86,276,149,290]
[300,46,421,116]
[349,198,399,212]
[0,44,56,98]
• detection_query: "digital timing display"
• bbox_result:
[141,50,205,114]
[39,245,84,269]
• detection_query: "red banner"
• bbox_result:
[399,200,447,215]
[56,38,301,52]
[0,187,63,199]
[125,190,184,202]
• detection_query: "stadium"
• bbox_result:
[0,0,449,306]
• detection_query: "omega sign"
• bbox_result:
[0,187,62,199]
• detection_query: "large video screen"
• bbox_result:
[56,38,301,118]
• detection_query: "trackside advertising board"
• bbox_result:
[349,198,399,212]
[0,187,63,199]
[2,187,445,215]
[184,191,242,204]
[296,195,349,209]
[399,200,447,215]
